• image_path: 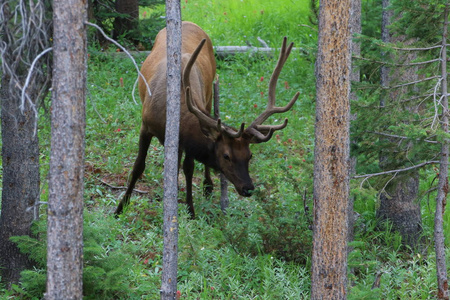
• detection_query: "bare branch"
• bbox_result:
[85,21,151,101]
[352,160,439,179]
[368,131,439,144]
[257,37,269,48]
[383,75,440,90]
[392,45,443,51]
[353,55,440,67]
[100,178,148,194]
[400,93,436,103]
[432,77,444,129]
[20,46,52,112]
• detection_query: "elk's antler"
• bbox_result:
[244,37,300,143]
[184,39,245,138]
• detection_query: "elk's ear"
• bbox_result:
[198,123,221,140]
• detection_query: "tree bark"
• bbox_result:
[0,0,51,287]
[377,0,422,248]
[46,0,87,298]
[113,0,139,42]
[213,78,229,213]
[160,0,181,299]
[311,0,352,298]
[0,75,40,288]
[434,5,449,299]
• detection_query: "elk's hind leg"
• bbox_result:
[115,126,153,216]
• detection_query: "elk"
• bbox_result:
[115,21,299,218]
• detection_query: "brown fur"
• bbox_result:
[115,22,299,218]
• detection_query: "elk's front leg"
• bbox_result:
[183,156,196,218]
[203,166,213,197]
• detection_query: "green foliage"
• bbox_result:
[176,212,311,298]
[181,0,316,48]
[9,211,152,299]
[390,0,448,44]
[137,5,166,49]
[213,164,313,264]
[352,0,448,195]
[3,1,450,299]
[89,0,165,49]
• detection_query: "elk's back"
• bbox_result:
[138,21,216,104]
[138,22,216,143]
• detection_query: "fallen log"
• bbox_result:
[97,45,307,60]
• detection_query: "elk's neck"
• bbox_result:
[180,121,219,171]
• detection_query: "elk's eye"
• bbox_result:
[223,154,230,161]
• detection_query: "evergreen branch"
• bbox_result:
[352,160,439,179]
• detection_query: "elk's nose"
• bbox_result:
[242,185,255,197]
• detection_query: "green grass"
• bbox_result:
[181,0,315,47]
[1,0,450,299]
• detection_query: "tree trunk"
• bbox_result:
[0,75,40,288]
[377,0,422,248]
[311,0,352,298]
[213,78,229,213]
[160,0,181,299]
[46,0,87,298]
[0,0,51,287]
[113,0,139,42]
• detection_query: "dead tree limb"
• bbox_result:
[434,4,449,299]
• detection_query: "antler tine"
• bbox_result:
[255,118,288,134]
[183,38,206,89]
[247,38,296,130]
[247,90,299,131]
[268,37,293,107]
[243,37,299,144]
[217,119,245,138]
[245,127,275,144]
[184,39,249,139]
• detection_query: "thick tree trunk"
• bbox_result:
[0,76,40,287]
[378,0,422,248]
[311,0,352,298]
[113,0,139,42]
[0,0,50,287]
[377,174,422,244]
[46,0,87,299]
[160,0,181,299]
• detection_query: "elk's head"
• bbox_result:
[184,38,299,197]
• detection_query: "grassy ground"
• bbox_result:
[1,0,450,299]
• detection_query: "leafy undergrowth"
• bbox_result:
[4,44,445,300]
[2,1,450,299]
